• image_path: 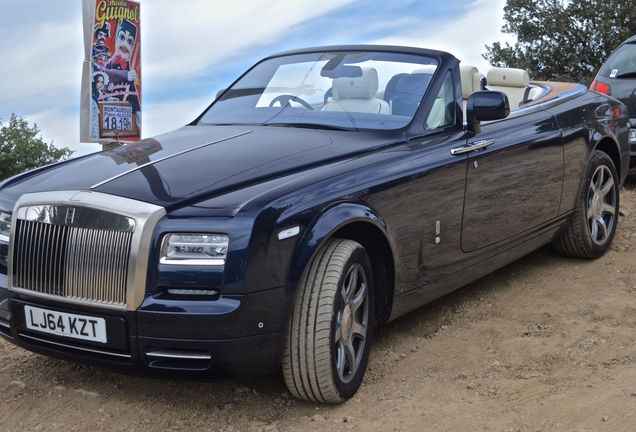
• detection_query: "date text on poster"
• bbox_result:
[103,105,133,132]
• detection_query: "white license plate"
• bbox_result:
[25,305,107,343]
[630,129,636,142]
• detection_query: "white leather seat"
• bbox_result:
[486,68,530,109]
[322,67,389,114]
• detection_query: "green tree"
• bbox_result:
[0,114,74,181]
[483,0,636,85]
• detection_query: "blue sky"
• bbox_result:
[0,0,511,157]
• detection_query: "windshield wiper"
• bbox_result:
[615,71,636,78]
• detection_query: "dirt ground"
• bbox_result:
[2,171,636,432]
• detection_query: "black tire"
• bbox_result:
[554,150,619,258]
[283,239,374,403]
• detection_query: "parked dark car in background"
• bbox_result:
[591,34,636,165]
[0,45,630,403]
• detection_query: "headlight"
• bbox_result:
[0,211,10,242]
[160,233,229,265]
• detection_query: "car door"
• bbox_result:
[367,71,469,293]
[459,110,563,252]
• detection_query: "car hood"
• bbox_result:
[0,125,401,210]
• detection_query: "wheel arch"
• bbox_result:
[594,136,623,181]
[290,203,396,327]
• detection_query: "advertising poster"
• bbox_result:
[80,0,141,143]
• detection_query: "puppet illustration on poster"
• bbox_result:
[81,0,141,143]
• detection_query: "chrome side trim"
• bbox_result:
[20,333,132,359]
[146,349,212,360]
[158,257,225,266]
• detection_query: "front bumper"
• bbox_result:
[0,284,295,380]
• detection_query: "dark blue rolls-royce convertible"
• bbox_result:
[0,45,630,403]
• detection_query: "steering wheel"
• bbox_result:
[269,94,314,110]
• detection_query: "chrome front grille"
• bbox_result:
[13,219,133,306]
[8,191,167,311]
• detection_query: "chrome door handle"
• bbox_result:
[450,139,495,155]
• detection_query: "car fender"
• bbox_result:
[289,202,392,285]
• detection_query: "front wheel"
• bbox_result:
[554,150,619,258]
[283,239,374,403]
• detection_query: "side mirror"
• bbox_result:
[466,91,510,134]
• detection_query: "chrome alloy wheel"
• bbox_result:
[334,262,370,384]
[586,164,616,246]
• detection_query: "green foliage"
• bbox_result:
[0,114,74,181]
[483,0,636,85]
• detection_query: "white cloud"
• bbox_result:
[0,16,85,155]
[0,21,81,104]
[28,109,99,157]
[143,0,357,83]
[370,0,515,74]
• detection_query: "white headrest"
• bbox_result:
[487,68,529,88]
[460,65,480,98]
[333,67,379,99]
[412,66,437,75]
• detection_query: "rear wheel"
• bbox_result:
[283,239,374,403]
[554,150,619,258]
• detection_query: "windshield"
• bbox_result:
[198,50,438,131]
